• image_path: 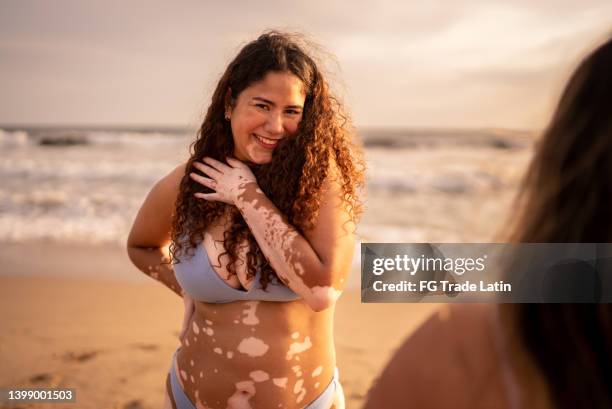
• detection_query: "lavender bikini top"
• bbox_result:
[173,241,299,303]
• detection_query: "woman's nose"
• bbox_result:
[264,112,284,135]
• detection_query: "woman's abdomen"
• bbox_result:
[175,299,336,408]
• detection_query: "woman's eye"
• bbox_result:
[255,104,269,111]
[285,109,301,115]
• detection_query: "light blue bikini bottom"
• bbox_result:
[168,349,340,409]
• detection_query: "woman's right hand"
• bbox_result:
[179,292,195,341]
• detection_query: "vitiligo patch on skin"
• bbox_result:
[235,182,346,310]
[291,332,299,339]
[272,378,288,388]
[291,365,303,378]
[214,347,223,355]
[311,366,323,377]
[205,319,213,325]
[296,387,307,404]
[249,370,270,382]
[242,301,260,325]
[194,390,211,409]
[227,380,256,409]
[190,359,194,367]
[192,321,199,334]
[293,379,304,394]
[227,351,234,359]
[286,336,312,360]
[237,337,269,357]
[180,370,188,382]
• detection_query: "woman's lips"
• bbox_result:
[253,133,281,149]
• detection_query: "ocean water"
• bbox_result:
[0,127,533,246]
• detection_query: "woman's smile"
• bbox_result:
[252,133,282,149]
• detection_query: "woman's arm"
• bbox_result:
[190,157,356,311]
[126,163,186,297]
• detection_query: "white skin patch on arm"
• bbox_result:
[237,337,269,357]
[214,347,223,355]
[311,286,342,304]
[291,332,299,339]
[286,336,312,360]
[272,378,288,388]
[249,370,270,382]
[227,351,234,359]
[192,321,200,334]
[311,366,323,377]
[242,301,260,325]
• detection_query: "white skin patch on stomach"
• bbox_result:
[311,366,323,377]
[237,337,269,357]
[227,380,256,409]
[242,301,260,325]
[286,336,312,360]
[249,370,270,382]
[272,378,288,388]
[293,378,304,394]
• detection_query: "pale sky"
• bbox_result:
[1,0,611,129]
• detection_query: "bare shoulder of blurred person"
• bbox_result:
[364,304,553,409]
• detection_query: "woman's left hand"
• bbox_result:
[190,157,257,205]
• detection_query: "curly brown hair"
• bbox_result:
[169,31,365,288]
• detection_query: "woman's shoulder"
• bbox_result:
[153,162,189,195]
[365,304,502,409]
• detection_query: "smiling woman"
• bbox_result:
[126,31,364,409]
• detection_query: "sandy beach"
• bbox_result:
[0,242,439,409]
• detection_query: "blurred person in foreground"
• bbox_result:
[364,34,612,409]
[127,31,364,409]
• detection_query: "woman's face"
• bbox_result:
[228,71,305,164]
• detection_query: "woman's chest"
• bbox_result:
[202,219,253,290]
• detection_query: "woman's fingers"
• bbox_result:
[202,157,229,172]
[192,161,221,179]
[226,157,246,168]
[189,172,216,189]
[194,192,222,201]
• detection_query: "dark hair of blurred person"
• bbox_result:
[508,34,612,409]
